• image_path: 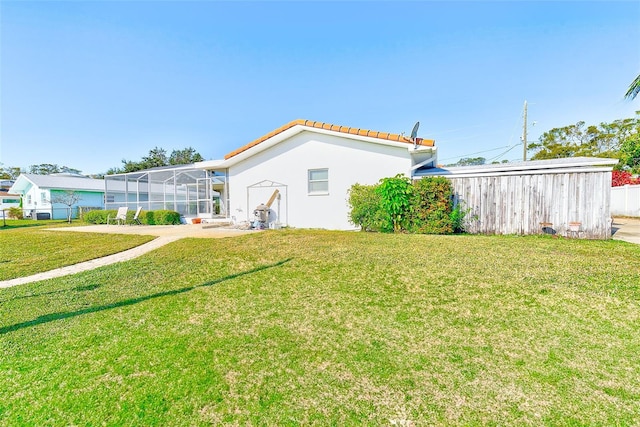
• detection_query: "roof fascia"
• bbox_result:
[433,158,618,176]
[194,159,225,169]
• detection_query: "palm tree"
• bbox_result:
[625,74,640,100]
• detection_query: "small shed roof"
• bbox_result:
[417,157,618,178]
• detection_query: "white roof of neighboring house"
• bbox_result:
[9,174,105,194]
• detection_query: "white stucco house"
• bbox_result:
[196,119,437,230]
[9,173,105,220]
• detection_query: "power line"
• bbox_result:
[486,143,522,163]
[438,145,513,162]
[439,104,532,164]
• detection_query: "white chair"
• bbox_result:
[107,207,128,225]
[129,206,143,225]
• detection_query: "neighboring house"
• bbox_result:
[1,180,20,219]
[196,119,437,230]
[9,173,105,220]
[0,192,21,218]
[1,180,15,191]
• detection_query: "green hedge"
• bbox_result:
[377,175,413,233]
[83,209,181,225]
[152,210,181,225]
[347,183,387,232]
[348,176,468,234]
[83,210,111,224]
[411,176,454,234]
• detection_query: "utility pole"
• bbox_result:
[522,100,528,161]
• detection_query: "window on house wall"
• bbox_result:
[27,194,32,205]
[308,169,329,194]
[41,191,48,204]
[106,195,115,203]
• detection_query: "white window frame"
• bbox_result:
[308,168,329,195]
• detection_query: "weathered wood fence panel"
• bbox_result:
[448,171,612,239]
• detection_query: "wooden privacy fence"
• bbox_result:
[418,157,618,239]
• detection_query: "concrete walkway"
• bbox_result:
[0,224,258,289]
[0,236,182,288]
[611,217,640,245]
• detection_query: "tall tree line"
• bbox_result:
[106,147,204,175]
[528,113,640,173]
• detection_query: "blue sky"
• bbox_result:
[1,1,639,174]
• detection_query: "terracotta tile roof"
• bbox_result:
[224,119,435,160]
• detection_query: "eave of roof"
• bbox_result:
[224,119,435,160]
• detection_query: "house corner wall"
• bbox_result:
[227,132,413,230]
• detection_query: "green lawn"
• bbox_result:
[0,221,154,280]
[1,230,639,425]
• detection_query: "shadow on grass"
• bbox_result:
[4,283,103,302]
[0,258,292,335]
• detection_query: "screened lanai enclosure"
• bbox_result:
[104,165,226,218]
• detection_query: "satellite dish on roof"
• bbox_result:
[410,121,420,140]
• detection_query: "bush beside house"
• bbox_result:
[612,170,640,186]
[84,209,181,225]
[348,175,465,234]
[8,207,24,219]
